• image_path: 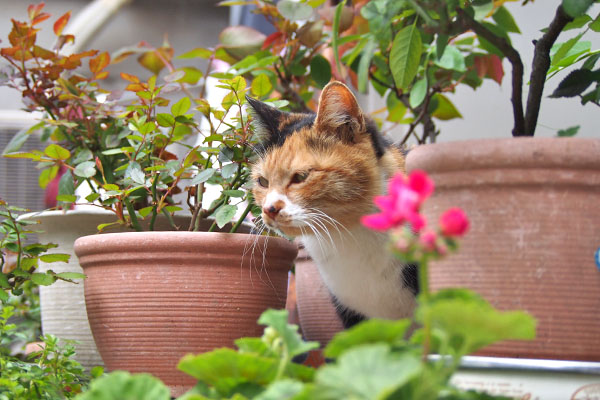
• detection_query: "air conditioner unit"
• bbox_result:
[0,110,45,214]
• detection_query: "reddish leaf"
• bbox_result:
[32,13,51,26]
[53,11,71,36]
[28,3,46,20]
[487,54,504,85]
[89,51,110,74]
[474,54,504,85]
[262,31,285,50]
[120,72,140,83]
[137,47,173,75]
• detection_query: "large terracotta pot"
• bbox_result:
[74,231,297,396]
[20,209,191,370]
[406,137,600,361]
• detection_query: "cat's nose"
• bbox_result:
[263,204,282,219]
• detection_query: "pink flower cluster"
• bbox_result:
[361,170,469,256]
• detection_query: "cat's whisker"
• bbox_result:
[307,208,358,245]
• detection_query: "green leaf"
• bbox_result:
[357,38,377,93]
[417,289,536,355]
[74,161,97,178]
[492,6,520,33]
[171,97,192,117]
[223,190,245,198]
[39,166,59,189]
[390,24,422,91]
[324,319,411,359]
[190,168,216,186]
[39,253,70,263]
[1,122,43,155]
[0,273,9,289]
[177,47,213,59]
[435,45,466,72]
[215,204,238,228]
[309,55,332,90]
[44,144,70,160]
[251,74,274,97]
[75,371,170,400]
[409,77,428,108]
[255,380,304,400]
[0,289,8,303]
[56,194,77,203]
[221,162,238,178]
[562,0,595,18]
[156,113,176,127]
[315,344,421,399]
[277,0,313,21]
[31,273,57,286]
[549,68,597,98]
[557,125,580,136]
[471,0,493,21]
[431,94,462,120]
[56,272,86,280]
[58,170,75,199]
[258,309,319,358]
[551,33,585,67]
[125,162,146,186]
[590,13,600,32]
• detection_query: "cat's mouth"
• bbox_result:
[261,213,305,236]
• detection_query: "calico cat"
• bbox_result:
[247,81,418,328]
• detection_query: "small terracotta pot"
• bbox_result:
[406,137,600,361]
[74,231,297,396]
[294,246,344,347]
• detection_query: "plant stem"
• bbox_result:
[524,5,573,136]
[124,198,142,232]
[230,202,253,233]
[455,7,525,136]
[418,257,431,361]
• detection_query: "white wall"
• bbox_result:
[436,2,600,141]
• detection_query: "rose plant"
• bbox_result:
[0,3,285,233]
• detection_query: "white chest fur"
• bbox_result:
[301,226,416,320]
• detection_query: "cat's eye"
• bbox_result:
[290,171,309,185]
[257,176,269,188]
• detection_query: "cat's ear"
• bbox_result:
[315,81,365,142]
[246,95,286,143]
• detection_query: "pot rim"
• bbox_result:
[74,230,298,261]
[406,137,600,173]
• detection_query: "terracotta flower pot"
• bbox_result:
[74,231,297,396]
[20,209,192,370]
[406,137,600,361]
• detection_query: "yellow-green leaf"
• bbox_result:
[44,144,70,160]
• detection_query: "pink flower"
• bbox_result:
[361,171,433,232]
[440,208,469,237]
[420,230,437,251]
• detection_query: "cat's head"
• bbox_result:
[247,82,399,237]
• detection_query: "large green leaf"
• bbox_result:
[74,371,170,400]
[390,24,422,91]
[435,45,466,72]
[215,204,238,228]
[74,161,96,178]
[310,55,332,89]
[416,289,536,356]
[31,273,57,286]
[315,344,421,400]
[431,94,462,120]
[562,0,595,17]
[492,6,520,33]
[44,144,70,160]
[324,319,411,359]
[39,253,70,263]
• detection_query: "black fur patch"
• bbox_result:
[331,295,366,329]
[402,263,419,296]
